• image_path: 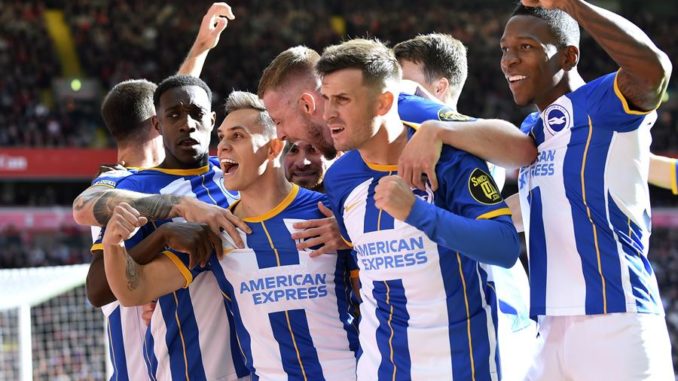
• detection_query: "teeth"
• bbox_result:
[221,159,238,165]
[508,75,526,82]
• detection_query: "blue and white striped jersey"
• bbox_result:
[209,184,359,381]
[89,167,150,381]
[115,157,247,381]
[398,93,531,331]
[517,72,663,318]
[325,128,514,381]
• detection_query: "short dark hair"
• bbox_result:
[257,46,320,97]
[101,79,157,142]
[153,75,212,108]
[511,4,580,47]
[393,33,468,90]
[316,38,401,90]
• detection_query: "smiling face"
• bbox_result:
[216,108,276,191]
[283,141,330,190]
[500,15,569,110]
[155,85,215,168]
[320,68,380,152]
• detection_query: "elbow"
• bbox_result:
[72,197,87,225]
[493,228,521,269]
[507,139,537,169]
[85,280,108,308]
[646,50,673,94]
[115,293,147,308]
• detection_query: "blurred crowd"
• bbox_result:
[0,224,90,269]
[0,0,676,150]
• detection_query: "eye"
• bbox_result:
[232,132,243,139]
[520,44,533,50]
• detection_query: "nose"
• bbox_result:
[180,115,198,132]
[501,49,519,72]
[297,156,311,167]
[276,124,287,141]
[217,137,231,156]
[322,100,335,122]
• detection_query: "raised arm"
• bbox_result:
[177,2,235,77]
[526,0,672,111]
[648,153,678,194]
[398,119,537,190]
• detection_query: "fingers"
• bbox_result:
[426,169,439,192]
[309,245,338,258]
[296,235,326,251]
[218,219,245,249]
[207,230,223,260]
[292,217,325,233]
[317,202,334,218]
[397,162,413,188]
[225,210,251,233]
[292,225,324,242]
[211,2,235,20]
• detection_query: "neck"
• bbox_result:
[159,153,208,170]
[358,114,409,165]
[234,167,293,219]
[443,93,459,111]
[536,70,586,111]
[117,143,162,168]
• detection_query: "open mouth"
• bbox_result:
[507,74,527,84]
[221,158,239,175]
[328,123,345,135]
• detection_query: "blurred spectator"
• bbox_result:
[0,0,675,151]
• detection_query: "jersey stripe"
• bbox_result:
[270,309,325,380]
[372,280,410,381]
[108,308,129,380]
[527,187,548,317]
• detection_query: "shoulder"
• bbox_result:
[90,167,136,188]
[398,93,476,124]
[325,150,363,183]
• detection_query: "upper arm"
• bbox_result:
[86,250,117,307]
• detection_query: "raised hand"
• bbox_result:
[195,2,235,52]
[398,121,443,191]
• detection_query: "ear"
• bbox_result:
[299,92,316,115]
[268,138,284,159]
[208,111,217,131]
[561,45,580,71]
[434,77,450,99]
[152,115,160,132]
[375,91,395,116]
